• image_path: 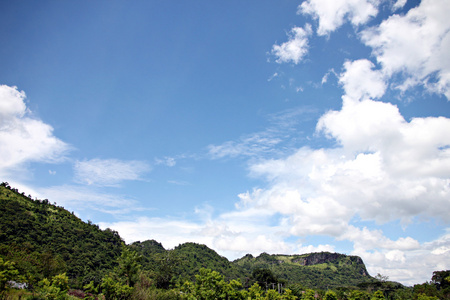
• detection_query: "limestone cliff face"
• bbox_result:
[234,251,372,289]
[293,252,343,266]
[292,252,368,276]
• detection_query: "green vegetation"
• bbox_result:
[0,182,123,288]
[234,252,370,289]
[1,183,450,299]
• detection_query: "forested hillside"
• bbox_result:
[0,182,123,287]
[1,183,449,300]
[234,252,370,289]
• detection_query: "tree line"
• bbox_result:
[1,183,449,299]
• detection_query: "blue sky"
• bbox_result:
[1,0,450,286]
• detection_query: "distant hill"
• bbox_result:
[130,241,247,285]
[130,239,373,289]
[234,252,371,289]
[0,182,374,290]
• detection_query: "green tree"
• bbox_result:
[253,268,277,289]
[371,290,385,300]
[184,268,229,299]
[38,273,69,300]
[101,274,133,300]
[374,274,389,283]
[51,272,69,293]
[117,246,142,287]
[324,290,338,300]
[301,289,316,300]
[266,289,281,300]
[432,270,450,291]
[281,288,297,300]
[0,257,19,292]
[349,290,370,300]
[83,280,98,295]
[416,293,439,300]
[154,250,180,289]
[247,282,264,300]
[414,282,440,299]
[392,287,413,300]
[227,279,245,300]
[99,247,141,300]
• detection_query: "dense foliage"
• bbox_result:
[234,252,370,289]
[1,183,450,299]
[0,183,123,287]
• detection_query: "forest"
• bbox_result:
[1,183,449,300]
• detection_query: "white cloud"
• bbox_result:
[297,244,336,254]
[321,68,337,85]
[98,200,449,284]
[0,85,27,125]
[103,2,450,284]
[339,59,386,101]
[268,72,279,82]
[208,134,282,159]
[340,226,420,251]
[208,108,314,160]
[299,0,379,35]
[99,212,296,260]
[38,185,144,216]
[99,217,208,249]
[74,158,151,186]
[0,85,69,176]
[155,156,177,167]
[272,24,312,64]
[354,230,450,286]
[215,43,450,283]
[361,0,450,98]
[392,0,407,11]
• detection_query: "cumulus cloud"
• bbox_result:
[99,204,449,285]
[0,85,27,124]
[74,158,151,186]
[99,217,207,248]
[299,0,379,35]
[14,0,447,287]
[338,59,386,101]
[98,1,450,284]
[245,94,450,229]
[355,230,450,286]
[0,85,69,176]
[361,0,450,98]
[224,31,449,281]
[99,211,297,259]
[272,24,312,64]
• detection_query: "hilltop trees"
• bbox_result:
[432,270,450,292]
[0,184,123,287]
[3,184,450,300]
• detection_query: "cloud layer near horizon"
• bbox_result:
[102,0,450,285]
[1,0,450,287]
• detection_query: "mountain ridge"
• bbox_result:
[0,183,373,290]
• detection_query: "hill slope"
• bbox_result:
[0,182,373,290]
[234,252,371,289]
[0,183,123,287]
